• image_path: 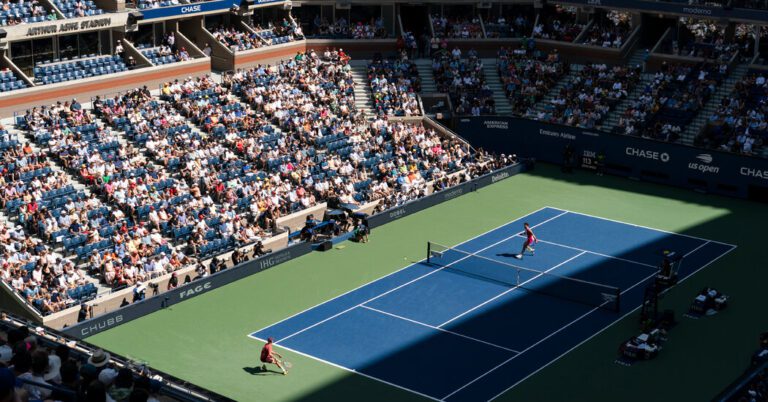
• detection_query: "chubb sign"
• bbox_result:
[80,315,123,337]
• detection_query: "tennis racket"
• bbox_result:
[281,360,292,369]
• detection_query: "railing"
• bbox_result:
[0,311,231,401]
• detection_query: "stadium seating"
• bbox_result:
[0,0,56,25]
[53,0,104,17]
[140,46,187,65]
[432,48,495,115]
[0,69,27,92]
[368,56,422,116]
[33,55,128,85]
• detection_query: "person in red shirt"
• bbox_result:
[514,222,537,260]
[260,337,287,375]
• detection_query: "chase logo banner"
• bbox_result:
[140,0,235,20]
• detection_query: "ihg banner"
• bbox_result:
[456,116,768,199]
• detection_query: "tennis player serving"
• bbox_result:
[261,337,289,375]
[514,222,537,260]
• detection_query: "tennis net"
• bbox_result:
[427,241,621,312]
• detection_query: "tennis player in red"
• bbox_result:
[260,337,288,375]
[515,222,537,260]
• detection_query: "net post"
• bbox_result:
[427,242,431,264]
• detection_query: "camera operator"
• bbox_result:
[133,282,147,303]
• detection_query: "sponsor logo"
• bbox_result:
[80,314,123,336]
[483,120,509,130]
[625,147,670,162]
[688,154,719,174]
[539,129,576,140]
[388,207,407,219]
[258,250,293,270]
[179,281,212,299]
[443,188,464,200]
[740,167,768,180]
[695,153,713,164]
[682,7,713,15]
[180,5,201,13]
[491,171,510,183]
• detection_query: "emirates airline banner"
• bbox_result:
[456,116,768,199]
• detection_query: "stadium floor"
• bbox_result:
[86,164,767,402]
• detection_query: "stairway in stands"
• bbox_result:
[349,61,375,117]
[412,58,438,93]
[679,64,749,146]
[530,64,584,117]
[481,58,513,115]
[600,72,655,134]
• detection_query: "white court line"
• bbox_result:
[513,236,659,269]
[249,206,558,336]
[684,240,710,258]
[437,251,587,329]
[550,206,737,248]
[481,242,737,401]
[442,269,660,401]
[247,334,442,402]
[274,211,570,343]
[359,305,521,354]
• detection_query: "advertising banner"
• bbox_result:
[366,163,526,229]
[456,116,768,199]
[63,241,313,338]
[140,0,233,20]
[559,0,768,22]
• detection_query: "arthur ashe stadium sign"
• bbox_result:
[1,14,128,41]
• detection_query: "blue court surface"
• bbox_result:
[250,207,735,401]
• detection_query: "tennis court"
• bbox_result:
[250,206,735,402]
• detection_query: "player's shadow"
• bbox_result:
[496,253,519,258]
[242,366,282,376]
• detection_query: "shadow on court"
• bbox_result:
[262,164,765,402]
[242,366,282,376]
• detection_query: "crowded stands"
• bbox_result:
[498,44,569,116]
[0,48,513,315]
[430,15,484,39]
[643,62,724,142]
[580,11,633,48]
[0,0,55,25]
[699,70,766,154]
[531,63,639,128]
[368,54,422,116]
[484,10,535,39]
[304,16,387,39]
[211,27,263,52]
[52,0,104,18]
[533,5,584,42]
[661,19,745,62]
[0,312,213,401]
[432,47,495,115]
